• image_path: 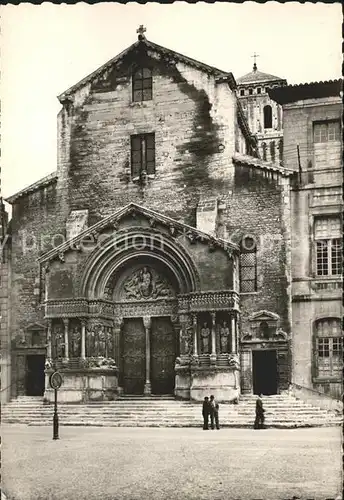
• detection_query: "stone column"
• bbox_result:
[210,312,217,365]
[113,317,123,367]
[81,319,86,359]
[46,319,52,360]
[63,318,69,360]
[231,314,236,354]
[192,314,198,356]
[143,316,151,395]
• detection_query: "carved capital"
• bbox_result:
[170,314,179,324]
[114,316,124,329]
[143,316,151,329]
[58,252,65,263]
[62,318,69,328]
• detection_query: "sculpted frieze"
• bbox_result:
[121,266,175,301]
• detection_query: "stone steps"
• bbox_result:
[2,395,341,428]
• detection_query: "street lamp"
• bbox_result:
[49,371,63,440]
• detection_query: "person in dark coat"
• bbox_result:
[202,396,210,430]
[254,394,265,429]
[209,395,220,430]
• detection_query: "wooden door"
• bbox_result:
[121,318,145,394]
[151,317,176,395]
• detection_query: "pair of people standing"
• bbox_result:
[202,395,220,430]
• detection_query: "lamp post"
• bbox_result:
[49,371,63,440]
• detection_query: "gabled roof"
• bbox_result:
[237,68,286,86]
[58,38,236,102]
[38,202,239,264]
[232,152,294,177]
[6,172,58,204]
[268,79,342,105]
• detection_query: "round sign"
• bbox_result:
[50,371,63,390]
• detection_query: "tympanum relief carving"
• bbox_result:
[120,267,175,301]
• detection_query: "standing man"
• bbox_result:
[209,395,220,430]
[202,396,210,430]
[254,394,265,429]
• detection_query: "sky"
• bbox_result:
[1,2,342,201]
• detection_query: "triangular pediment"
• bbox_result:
[249,310,280,322]
[38,203,239,265]
[58,37,235,103]
[25,322,46,331]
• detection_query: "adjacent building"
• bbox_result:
[269,79,343,399]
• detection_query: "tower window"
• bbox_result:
[240,89,245,96]
[249,88,253,95]
[240,237,257,293]
[263,105,272,128]
[132,67,152,102]
[257,88,261,94]
[131,133,155,178]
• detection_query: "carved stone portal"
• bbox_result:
[121,267,175,300]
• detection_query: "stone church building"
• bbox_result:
[1,29,340,404]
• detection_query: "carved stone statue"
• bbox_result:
[220,321,230,354]
[106,328,114,357]
[53,325,64,358]
[200,322,210,354]
[181,317,193,355]
[98,325,107,357]
[70,325,81,358]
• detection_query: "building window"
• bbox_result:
[240,89,245,96]
[314,217,342,276]
[262,142,267,161]
[270,141,276,162]
[315,318,342,378]
[314,121,340,143]
[257,88,261,94]
[249,88,253,95]
[240,237,257,293]
[313,121,341,169]
[263,105,272,128]
[132,67,152,102]
[131,133,155,178]
[278,138,283,163]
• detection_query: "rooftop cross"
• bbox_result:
[137,25,147,41]
[251,52,260,72]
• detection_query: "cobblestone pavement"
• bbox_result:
[1,425,342,500]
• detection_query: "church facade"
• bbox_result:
[2,29,314,404]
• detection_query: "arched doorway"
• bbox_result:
[109,260,180,396]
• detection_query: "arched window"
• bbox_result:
[240,236,257,293]
[262,142,267,161]
[132,67,152,102]
[314,318,342,378]
[278,139,283,163]
[270,141,276,162]
[263,105,272,129]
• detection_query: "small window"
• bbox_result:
[240,89,245,96]
[132,67,152,102]
[257,88,261,94]
[262,142,267,161]
[131,133,155,178]
[249,88,253,95]
[270,141,276,162]
[263,105,272,128]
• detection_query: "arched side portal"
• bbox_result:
[79,229,200,396]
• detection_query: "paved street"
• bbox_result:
[1,425,342,500]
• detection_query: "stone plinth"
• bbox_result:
[174,365,191,400]
[190,367,240,402]
[44,368,119,403]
